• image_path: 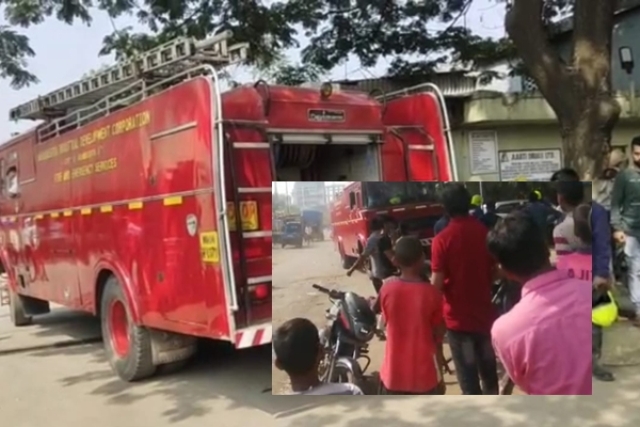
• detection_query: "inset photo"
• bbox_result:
[272,180,594,396]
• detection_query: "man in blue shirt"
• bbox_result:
[524,191,556,235]
[434,214,449,236]
[551,169,611,288]
[551,168,614,382]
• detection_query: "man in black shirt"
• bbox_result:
[347,215,397,294]
[480,201,500,229]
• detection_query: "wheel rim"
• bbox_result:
[109,300,130,357]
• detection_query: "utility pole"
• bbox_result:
[285,182,290,214]
[273,182,279,214]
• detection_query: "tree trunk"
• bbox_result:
[505,0,621,179]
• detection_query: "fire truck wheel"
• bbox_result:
[9,288,33,327]
[341,254,355,270]
[101,276,156,382]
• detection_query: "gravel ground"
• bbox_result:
[272,236,487,395]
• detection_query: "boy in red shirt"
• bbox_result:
[373,236,446,394]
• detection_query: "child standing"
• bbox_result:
[372,236,446,394]
[273,318,364,395]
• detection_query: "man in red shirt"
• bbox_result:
[430,183,499,395]
[374,236,446,394]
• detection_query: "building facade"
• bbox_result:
[291,182,326,209]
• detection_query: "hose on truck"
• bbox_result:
[272,144,317,169]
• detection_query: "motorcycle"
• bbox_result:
[312,284,377,389]
[491,278,521,395]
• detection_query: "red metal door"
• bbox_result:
[381,88,455,181]
[224,129,273,329]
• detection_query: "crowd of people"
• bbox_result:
[273,152,633,395]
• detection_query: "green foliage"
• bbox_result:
[0,0,579,88]
[0,0,307,87]
[295,0,580,80]
[294,0,506,78]
[252,52,326,86]
[97,0,303,68]
[0,25,37,88]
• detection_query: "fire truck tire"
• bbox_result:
[9,288,33,327]
[101,276,156,382]
[341,254,355,270]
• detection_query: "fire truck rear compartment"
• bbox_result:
[273,143,381,181]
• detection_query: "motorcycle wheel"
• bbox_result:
[331,365,357,384]
[318,356,358,384]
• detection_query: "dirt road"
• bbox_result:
[272,238,369,393]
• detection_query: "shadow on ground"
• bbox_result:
[273,322,640,427]
[273,367,640,427]
[31,309,102,340]
[7,306,640,426]
[13,312,295,423]
[28,340,277,423]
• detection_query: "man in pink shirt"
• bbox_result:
[487,211,592,395]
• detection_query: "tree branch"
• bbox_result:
[505,0,572,112]
[572,0,617,92]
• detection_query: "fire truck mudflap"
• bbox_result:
[235,323,273,348]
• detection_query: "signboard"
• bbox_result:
[199,232,220,263]
[498,149,562,181]
[468,131,498,175]
[239,201,259,231]
[308,109,345,122]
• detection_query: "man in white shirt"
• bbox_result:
[593,148,626,210]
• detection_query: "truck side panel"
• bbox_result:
[2,78,234,340]
[0,133,79,306]
[382,93,452,181]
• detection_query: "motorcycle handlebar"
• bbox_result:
[312,284,344,299]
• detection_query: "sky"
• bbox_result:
[0,1,506,140]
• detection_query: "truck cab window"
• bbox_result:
[5,167,19,198]
[349,191,356,209]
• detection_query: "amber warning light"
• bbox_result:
[320,82,333,98]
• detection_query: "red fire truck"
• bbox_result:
[330,182,444,268]
[0,30,455,380]
[0,32,279,382]
[241,80,458,182]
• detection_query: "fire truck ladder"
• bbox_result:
[8,30,249,123]
[222,130,272,327]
